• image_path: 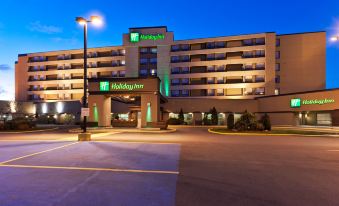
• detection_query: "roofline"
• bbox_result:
[277,31,326,36]
[256,88,339,99]
[174,32,276,42]
[129,26,168,30]
[19,45,123,56]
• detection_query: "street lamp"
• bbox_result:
[330,35,339,42]
[76,15,102,137]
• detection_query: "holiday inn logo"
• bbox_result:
[290,98,335,108]
[99,81,109,91]
[290,98,301,108]
[129,32,165,43]
[99,81,145,91]
[130,32,140,43]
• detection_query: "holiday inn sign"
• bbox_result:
[100,81,145,91]
[290,98,335,108]
[130,32,165,43]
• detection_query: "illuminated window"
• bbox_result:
[181,67,189,74]
[181,90,189,96]
[275,89,280,95]
[171,90,180,97]
[150,48,157,54]
[171,79,180,85]
[181,78,189,85]
[171,67,180,74]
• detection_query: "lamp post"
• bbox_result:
[76,16,102,139]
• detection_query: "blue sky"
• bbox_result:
[0,0,338,100]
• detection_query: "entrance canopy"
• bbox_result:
[88,77,167,127]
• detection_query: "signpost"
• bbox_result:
[81,107,90,117]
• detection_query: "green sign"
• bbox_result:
[99,81,109,91]
[290,98,301,108]
[100,82,144,91]
[290,98,335,108]
[130,32,140,43]
[129,32,165,43]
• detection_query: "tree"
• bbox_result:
[227,113,235,130]
[235,110,257,131]
[261,113,271,131]
[178,108,184,124]
[210,107,218,125]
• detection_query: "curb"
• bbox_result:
[0,127,59,134]
[68,128,177,134]
[207,128,331,137]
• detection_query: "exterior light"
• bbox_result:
[54,114,57,119]
[90,16,103,26]
[330,36,339,42]
[56,102,64,113]
[76,17,87,25]
[42,103,48,114]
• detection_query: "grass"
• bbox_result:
[210,128,332,136]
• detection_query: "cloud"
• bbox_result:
[0,64,11,71]
[50,37,79,45]
[28,21,62,34]
[0,87,7,95]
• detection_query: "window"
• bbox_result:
[171,79,180,85]
[216,65,225,72]
[255,75,265,82]
[112,50,118,56]
[119,70,126,77]
[150,58,157,64]
[171,67,180,74]
[171,56,180,63]
[216,89,224,96]
[139,69,148,77]
[244,88,253,95]
[171,45,180,51]
[243,39,253,46]
[150,48,157,54]
[275,88,280,95]
[276,51,280,59]
[181,78,189,85]
[181,55,190,62]
[215,41,225,48]
[207,89,215,96]
[275,75,280,83]
[215,53,226,60]
[181,90,189,96]
[112,71,118,77]
[207,66,215,72]
[217,77,224,84]
[275,63,280,71]
[256,63,265,70]
[171,90,180,97]
[181,67,189,74]
[207,53,215,60]
[255,38,265,45]
[207,77,215,84]
[244,76,253,83]
[254,87,265,95]
[243,51,253,58]
[140,58,148,64]
[140,48,148,54]
[276,39,280,47]
[206,42,215,49]
[255,50,265,57]
[244,64,253,70]
[120,60,125,66]
[112,61,118,66]
[181,44,190,51]
[119,49,126,55]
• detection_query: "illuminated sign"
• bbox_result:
[290,98,335,108]
[130,32,165,43]
[290,98,301,108]
[99,81,144,91]
[100,81,110,91]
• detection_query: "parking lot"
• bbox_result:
[0,140,180,206]
[1,127,339,205]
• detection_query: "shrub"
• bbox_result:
[178,109,184,123]
[4,117,35,130]
[234,110,257,131]
[210,107,218,125]
[261,113,272,131]
[227,113,235,129]
[256,122,264,131]
[167,118,182,125]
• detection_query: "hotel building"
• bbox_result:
[15,26,339,127]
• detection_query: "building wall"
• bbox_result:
[276,32,326,94]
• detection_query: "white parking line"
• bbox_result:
[0,164,179,175]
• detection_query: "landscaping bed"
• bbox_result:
[209,128,332,136]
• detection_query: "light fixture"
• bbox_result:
[330,36,339,42]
